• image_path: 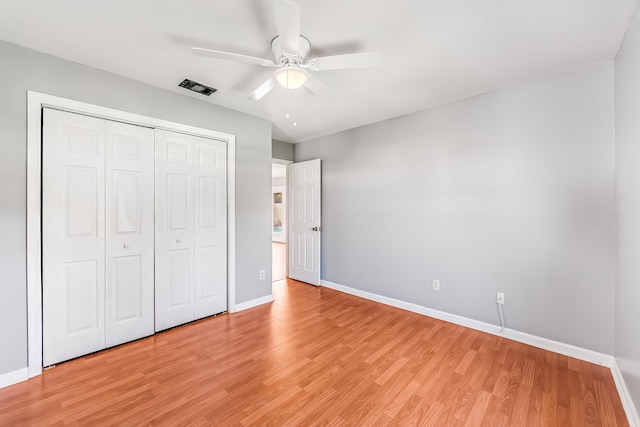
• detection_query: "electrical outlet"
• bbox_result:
[432,279,440,291]
[496,292,505,305]
[259,270,266,280]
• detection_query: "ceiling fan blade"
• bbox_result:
[308,51,384,71]
[273,0,300,54]
[248,78,276,100]
[192,47,275,67]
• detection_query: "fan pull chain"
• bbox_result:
[284,87,298,127]
[292,89,298,127]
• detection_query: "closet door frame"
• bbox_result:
[26,91,237,378]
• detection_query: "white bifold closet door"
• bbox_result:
[105,120,155,347]
[42,109,154,366]
[155,129,227,332]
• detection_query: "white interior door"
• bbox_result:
[105,121,155,347]
[155,130,195,331]
[193,136,227,319]
[288,159,321,286]
[43,109,106,366]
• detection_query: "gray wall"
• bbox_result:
[272,139,294,161]
[0,40,273,376]
[295,63,616,354]
[615,2,640,412]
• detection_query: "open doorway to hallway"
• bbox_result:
[272,162,288,281]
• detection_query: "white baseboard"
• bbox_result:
[230,294,274,313]
[0,367,28,389]
[500,328,614,367]
[611,360,640,427]
[321,280,618,367]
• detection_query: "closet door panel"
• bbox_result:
[105,121,155,347]
[168,249,191,306]
[43,109,106,366]
[168,173,190,230]
[111,255,143,318]
[155,130,195,331]
[194,137,227,319]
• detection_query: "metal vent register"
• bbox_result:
[178,79,217,96]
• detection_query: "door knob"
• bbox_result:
[123,243,129,249]
[176,239,182,244]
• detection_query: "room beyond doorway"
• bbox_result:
[272,242,286,281]
[272,162,289,282]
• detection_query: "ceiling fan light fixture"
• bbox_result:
[275,66,308,89]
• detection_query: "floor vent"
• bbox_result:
[178,79,217,96]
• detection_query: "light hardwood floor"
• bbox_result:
[0,279,629,426]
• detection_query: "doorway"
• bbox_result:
[272,162,288,281]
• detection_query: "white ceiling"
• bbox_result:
[0,1,635,143]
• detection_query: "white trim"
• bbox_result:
[230,294,274,313]
[27,91,237,379]
[27,92,43,378]
[321,280,614,367]
[612,359,640,427]
[272,158,293,165]
[0,368,28,389]
[228,141,237,311]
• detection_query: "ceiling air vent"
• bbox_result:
[178,79,217,96]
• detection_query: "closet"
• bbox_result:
[42,109,227,366]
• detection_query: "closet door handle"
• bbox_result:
[176,239,182,244]
[123,243,129,249]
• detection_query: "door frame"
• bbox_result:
[272,159,291,280]
[26,91,237,378]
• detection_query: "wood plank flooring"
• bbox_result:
[0,279,629,426]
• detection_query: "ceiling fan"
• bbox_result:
[192,0,384,100]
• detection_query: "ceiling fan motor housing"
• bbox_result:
[272,35,311,66]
